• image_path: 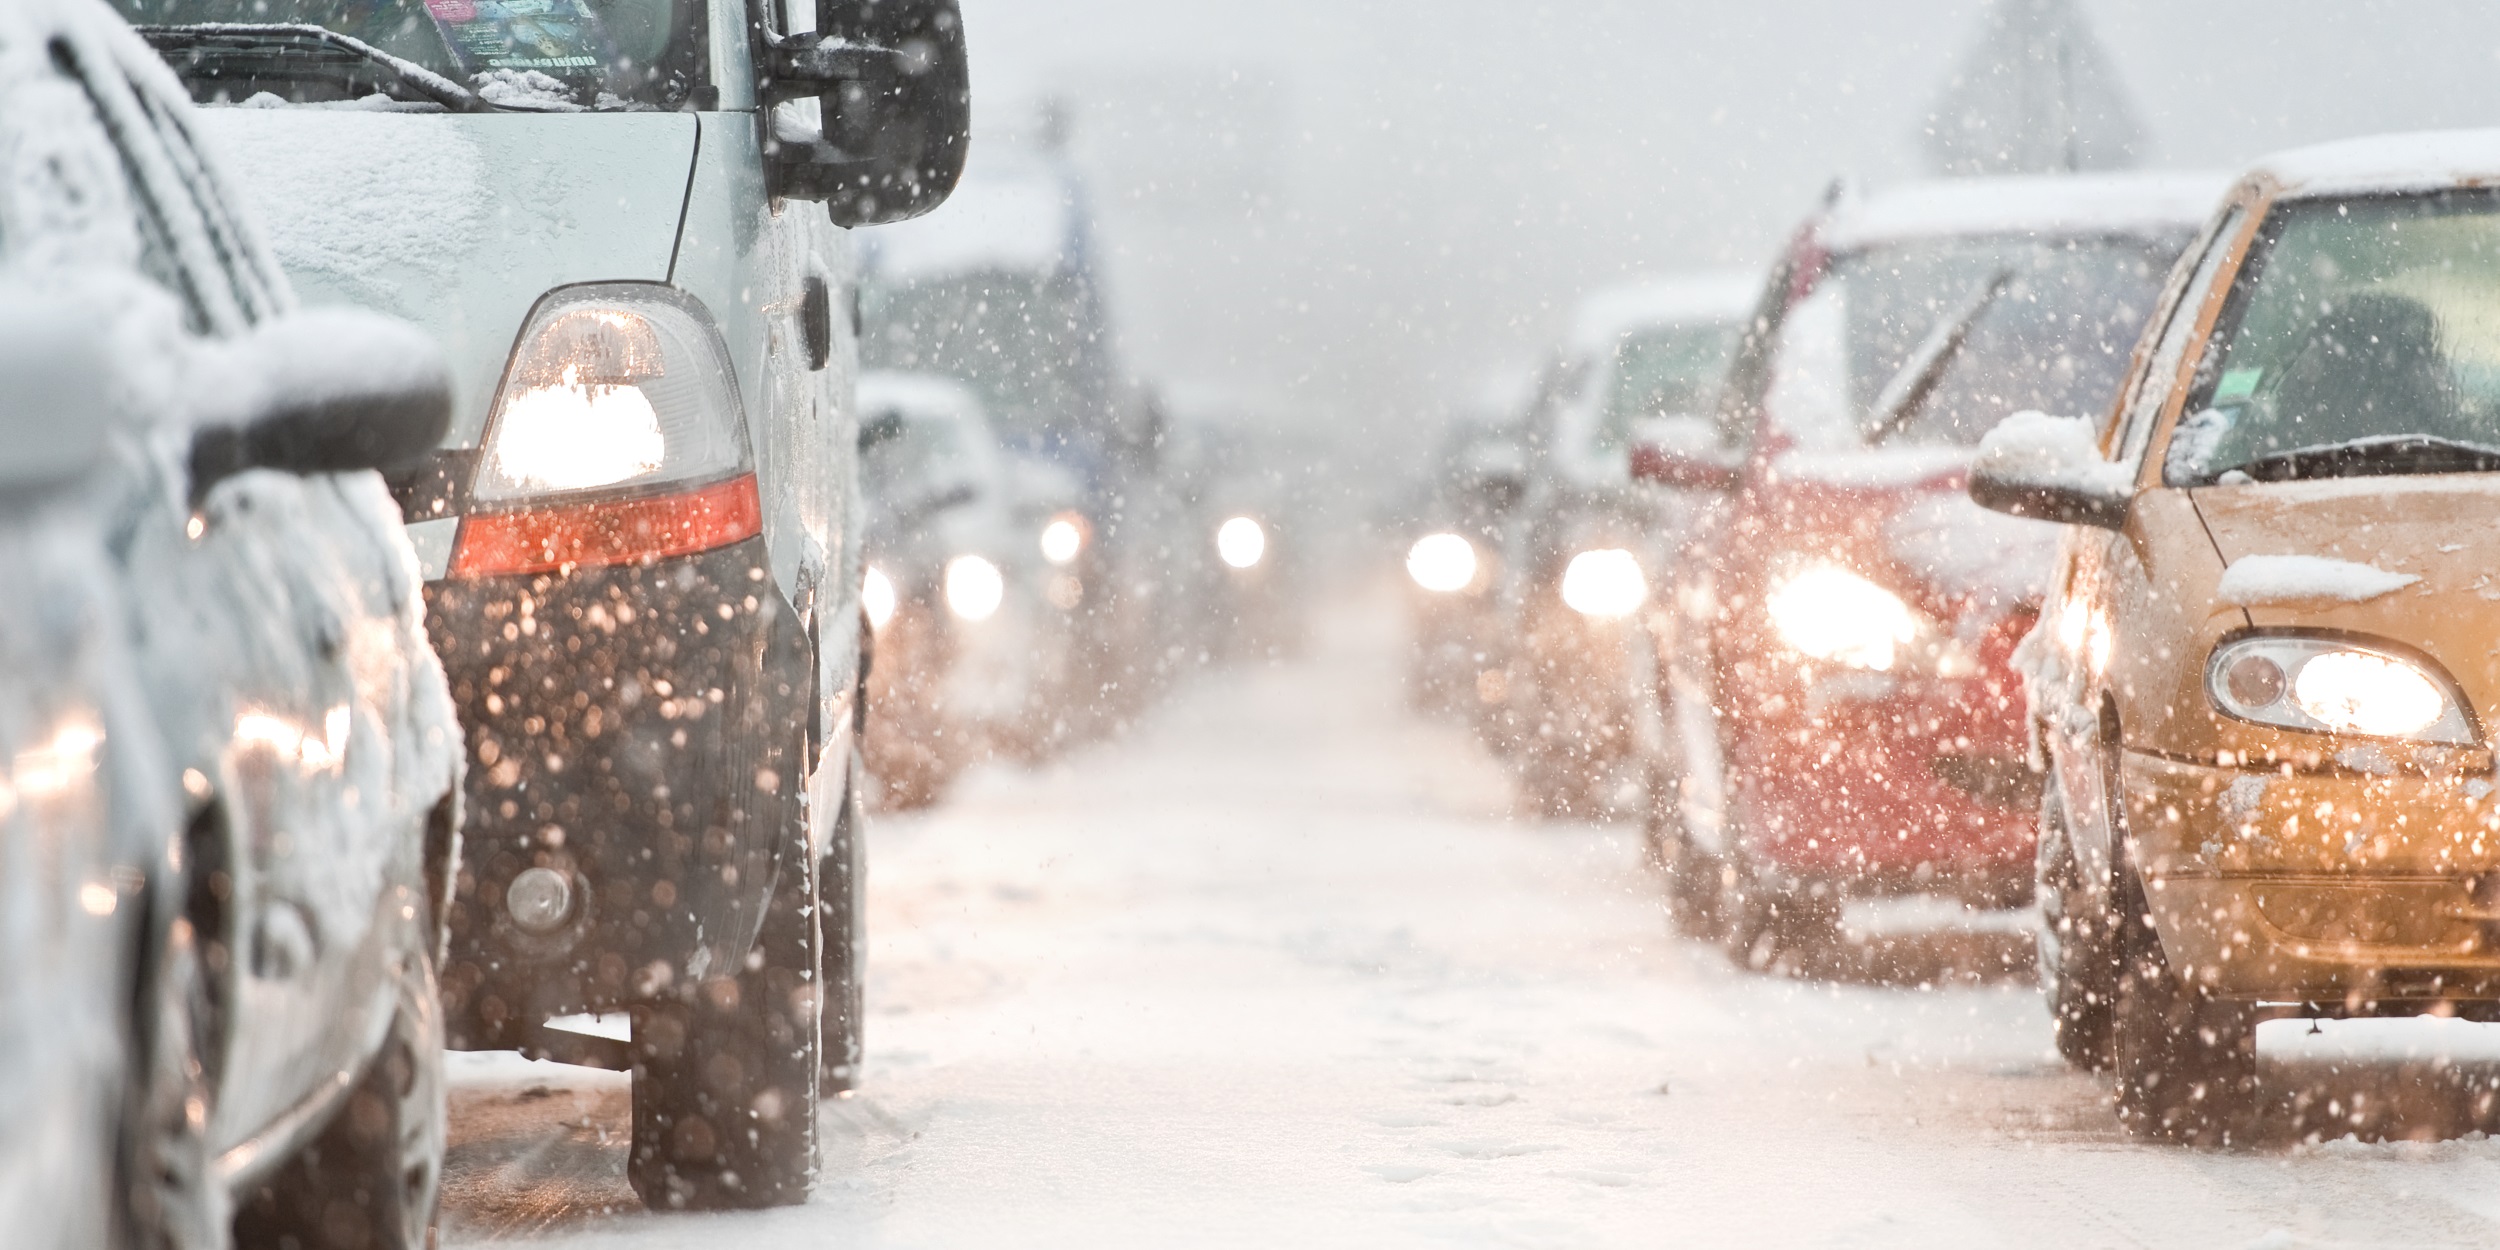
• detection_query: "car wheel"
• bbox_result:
[2037,787,2116,1072]
[2110,863,2255,1146]
[233,940,446,1250]
[628,810,822,1210]
[821,747,868,1093]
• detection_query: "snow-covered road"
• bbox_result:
[443,590,2500,1249]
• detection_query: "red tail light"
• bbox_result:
[449,473,762,579]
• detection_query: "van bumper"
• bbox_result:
[422,535,812,1049]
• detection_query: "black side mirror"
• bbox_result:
[858,409,908,451]
[188,308,451,506]
[761,0,970,227]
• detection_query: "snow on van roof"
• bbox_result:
[1820,171,2230,251]
[2253,128,2500,198]
[1566,272,1760,354]
[863,149,1081,285]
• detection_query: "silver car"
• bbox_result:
[1,1,463,1245]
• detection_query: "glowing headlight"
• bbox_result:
[473,287,748,502]
[1766,565,1922,671]
[944,555,1004,622]
[862,566,897,630]
[1407,532,1478,593]
[1040,512,1087,565]
[1217,516,1267,569]
[2208,635,2473,744]
[1560,548,1645,618]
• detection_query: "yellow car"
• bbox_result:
[1971,130,2500,1144]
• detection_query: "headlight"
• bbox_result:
[1040,512,1087,565]
[1560,548,1645,618]
[1767,565,1924,671]
[944,555,1004,622]
[862,566,897,630]
[2207,635,2474,744]
[472,285,748,502]
[1217,516,1267,569]
[1406,532,1478,593]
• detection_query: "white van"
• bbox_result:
[116,0,969,1210]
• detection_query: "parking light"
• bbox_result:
[1560,548,1645,617]
[1407,532,1478,593]
[1218,516,1267,569]
[1040,513,1087,565]
[944,555,1004,622]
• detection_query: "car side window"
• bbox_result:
[2111,206,2246,464]
[127,83,280,324]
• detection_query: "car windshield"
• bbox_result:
[863,412,974,506]
[1597,320,1742,450]
[108,0,707,109]
[2164,191,2500,483]
[1766,233,2179,451]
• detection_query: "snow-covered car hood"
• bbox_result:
[2193,474,2500,711]
[190,109,698,447]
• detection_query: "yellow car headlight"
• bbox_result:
[1560,548,1645,618]
[1766,565,1926,672]
[2208,635,2474,745]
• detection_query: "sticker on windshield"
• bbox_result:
[425,0,614,75]
[2214,366,2264,402]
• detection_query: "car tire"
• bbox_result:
[1657,652,1736,941]
[2110,863,2255,1146]
[821,747,868,1093]
[2037,787,2116,1072]
[1722,854,1839,974]
[232,941,446,1250]
[627,815,822,1210]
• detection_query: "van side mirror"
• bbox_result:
[187,308,451,506]
[761,0,970,227]
[1967,411,2131,530]
[1627,414,1741,491]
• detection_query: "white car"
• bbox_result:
[129,0,972,1209]
[1,1,463,1245]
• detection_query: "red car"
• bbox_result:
[1640,174,2223,968]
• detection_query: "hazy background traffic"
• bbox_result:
[959,0,2500,491]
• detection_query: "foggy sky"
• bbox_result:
[954,0,2500,448]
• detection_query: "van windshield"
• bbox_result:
[1766,234,2179,451]
[2165,191,2500,484]
[109,0,708,109]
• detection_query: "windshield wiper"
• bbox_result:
[1862,267,2014,446]
[2223,434,2500,482]
[136,24,489,113]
